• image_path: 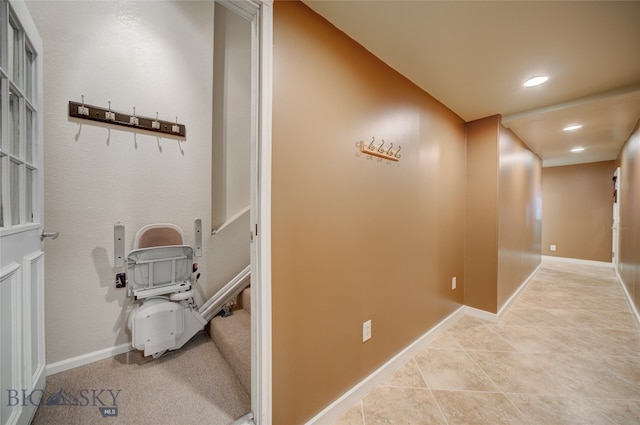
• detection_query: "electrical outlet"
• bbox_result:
[550,244,557,252]
[362,320,372,342]
[452,276,457,290]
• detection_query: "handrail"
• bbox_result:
[199,265,251,322]
[211,206,250,235]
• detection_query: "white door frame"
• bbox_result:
[612,167,620,267]
[216,1,272,423]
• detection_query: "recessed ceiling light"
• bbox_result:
[571,147,585,153]
[523,76,549,87]
[563,124,582,131]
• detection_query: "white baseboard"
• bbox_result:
[46,342,133,376]
[541,255,613,268]
[614,268,640,328]
[463,306,500,323]
[465,262,541,323]
[305,306,466,425]
[497,262,542,317]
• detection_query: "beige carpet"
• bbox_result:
[32,331,250,425]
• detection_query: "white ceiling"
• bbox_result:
[302,0,640,167]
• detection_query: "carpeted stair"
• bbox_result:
[209,287,252,395]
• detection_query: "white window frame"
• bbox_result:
[0,0,41,234]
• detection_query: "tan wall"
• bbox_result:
[497,127,542,310]
[465,118,542,313]
[272,2,466,423]
[618,121,640,313]
[542,161,617,261]
[465,116,500,312]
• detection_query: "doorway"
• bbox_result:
[212,1,272,424]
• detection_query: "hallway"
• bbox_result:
[333,259,640,425]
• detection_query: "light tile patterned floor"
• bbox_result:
[332,260,640,425]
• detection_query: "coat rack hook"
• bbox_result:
[106,101,115,121]
[130,106,139,126]
[78,95,89,116]
[172,116,180,134]
[368,136,376,150]
[395,145,402,158]
[386,143,394,155]
[378,139,386,153]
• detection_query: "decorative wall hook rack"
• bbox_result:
[68,98,186,138]
[358,137,401,162]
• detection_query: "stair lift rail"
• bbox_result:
[198,265,251,322]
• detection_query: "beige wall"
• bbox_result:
[272,2,466,423]
[465,116,500,312]
[497,127,542,310]
[27,1,250,365]
[465,117,542,313]
[542,161,617,262]
[618,121,640,314]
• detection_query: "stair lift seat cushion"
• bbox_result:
[134,223,185,249]
[126,245,194,299]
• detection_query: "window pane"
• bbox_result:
[0,9,3,68]
[10,160,20,225]
[9,20,20,84]
[26,108,33,163]
[8,22,15,80]
[25,45,34,100]
[9,91,19,156]
[26,167,33,223]
[0,83,3,145]
[0,158,4,228]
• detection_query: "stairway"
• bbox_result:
[209,286,252,396]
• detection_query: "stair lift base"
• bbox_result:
[124,225,207,359]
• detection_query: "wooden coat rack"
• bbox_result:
[68,99,186,138]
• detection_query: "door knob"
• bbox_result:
[40,230,60,240]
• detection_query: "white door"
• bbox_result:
[0,1,45,424]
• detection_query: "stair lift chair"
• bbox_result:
[126,224,207,358]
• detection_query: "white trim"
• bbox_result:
[305,306,466,425]
[0,262,21,279]
[463,306,500,323]
[46,342,132,376]
[615,268,640,327]
[541,255,613,268]
[218,0,260,21]
[255,1,273,424]
[464,262,542,322]
[497,262,542,316]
